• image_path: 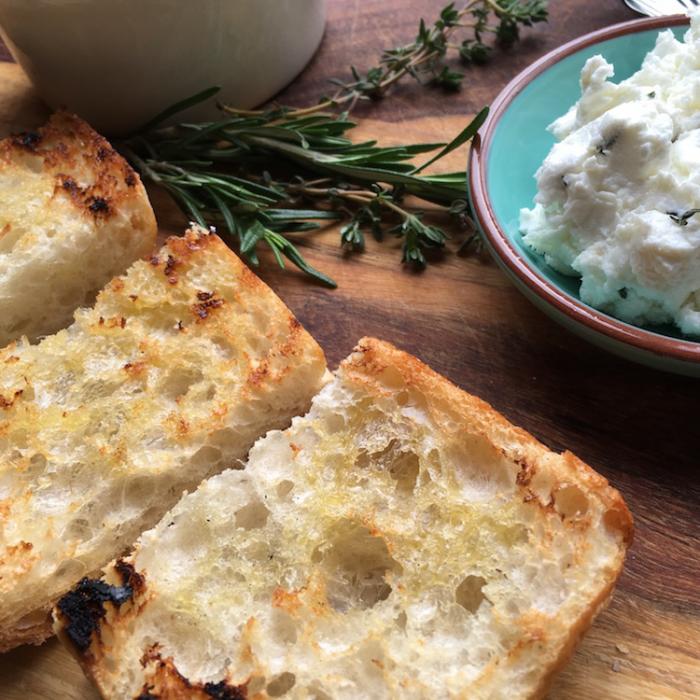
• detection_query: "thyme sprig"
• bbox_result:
[232,0,548,117]
[121,1,548,285]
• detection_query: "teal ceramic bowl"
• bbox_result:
[468,15,700,376]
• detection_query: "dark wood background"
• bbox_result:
[0,1,698,698]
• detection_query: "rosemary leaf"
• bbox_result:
[138,86,221,132]
[412,107,489,175]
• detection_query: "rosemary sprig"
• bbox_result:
[122,108,488,285]
[121,1,547,285]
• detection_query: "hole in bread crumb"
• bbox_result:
[243,541,270,563]
[235,501,270,530]
[389,451,419,494]
[554,484,589,519]
[355,450,370,469]
[308,687,332,700]
[395,611,407,631]
[397,391,409,406]
[446,435,515,495]
[211,335,236,359]
[324,413,345,433]
[100,622,115,649]
[455,575,487,613]
[420,503,440,527]
[10,430,28,449]
[65,517,92,540]
[380,365,405,389]
[27,453,47,477]
[161,367,204,400]
[317,520,402,612]
[266,672,296,697]
[276,480,295,499]
[356,441,420,494]
[14,607,53,631]
[603,507,628,537]
[311,545,324,564]
[247,676,266,694]
[189,445,222,471]
[272,609,298,644]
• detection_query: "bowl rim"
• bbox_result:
[468,13,700,362]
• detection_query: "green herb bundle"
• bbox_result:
[121,1,548,286]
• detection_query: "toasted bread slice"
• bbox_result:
[0,226,326,652]
[54,338,632,700]
[0,111,157,345]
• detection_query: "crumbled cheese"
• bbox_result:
[520,14,700,335]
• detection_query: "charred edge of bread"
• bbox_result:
[136,648,248,700]
[3,110,146,222]
[55,560,145,655]
[56,565,249,700]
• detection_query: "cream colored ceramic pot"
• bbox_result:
[0,0,327,135]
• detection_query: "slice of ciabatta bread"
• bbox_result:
[0,226,326,652]
[0,111,157,345]
[54,338,632,700]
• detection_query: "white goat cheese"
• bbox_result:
[520,16,700,335]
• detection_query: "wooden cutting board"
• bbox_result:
[0,48,698,700]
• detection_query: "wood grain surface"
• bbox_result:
[1,1,699,699]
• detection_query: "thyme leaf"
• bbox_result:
[668,208,700,226]
[596,133,618,156]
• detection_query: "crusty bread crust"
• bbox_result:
[344,338,632,546]
[345,339,633,699]
[0,111,144,209]
[0,607,52,651]
[54,337,632,700]
[0,227,327,652]
[0,111,157,345]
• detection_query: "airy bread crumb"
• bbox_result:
[55,338,632,700]
[0,226,326,651]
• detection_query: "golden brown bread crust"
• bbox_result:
[343,338,634,699]
[343,337,633,548]
[0,111,152,225]
[530,583,617,700]
[138,648,248,700]
[0,608,52,651]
